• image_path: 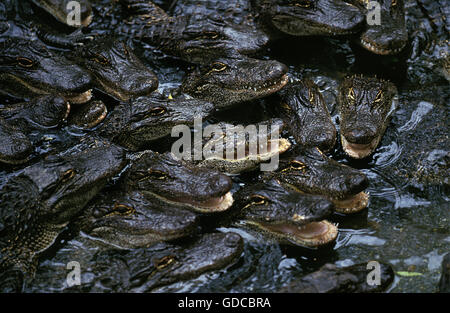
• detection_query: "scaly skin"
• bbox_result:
[352,0,408,54]
[338,75,398,159]
[0,138,126,288]
[68,100,107,129]
[233,178,338,248]
[123,150,234,213]
[0,118,33,165]
[0,95,70,129]
[279,262,395,292]
[96,92,215,151]
[268,147,369,214]
[26,232,243,292]
[190,118,291,174]
[277,79,336,152]
[172,0,365,38]
[69,37,159,101]
[0,37,93,103]
[76,189,200,249]
[30,0,93,27]
[88,0,269,64]
[181,54,289,107]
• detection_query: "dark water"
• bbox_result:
[1,0,449,292]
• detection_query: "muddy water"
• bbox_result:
[1,0,448,292]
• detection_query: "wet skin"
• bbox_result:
[0,96,70,165]
[268,147,369,214]
[256,0,365,36]
[172,0,365,38]
[181,54,289,107]
[70,37,159,101]
[77,189,200,249]
[439,253,450,293]
[114,1,270,65]
[233,178,338,247]
[122,150,234,213]
[68,100,107,129]
[0,138,126,281]
[96,93,216,151]
[0,37,93,103]
[338,75,398,159]
[28,232,243,292]
[30,0,93,27]
[280,262,395,292]
[192,118,291,174]
[352,0,408,55]
[277,79,336,152]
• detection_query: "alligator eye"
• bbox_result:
[391,0,397,6]
[147,169,168,180]
[147,106,167,117]
[154,255,176,270]
[249,195,268,206]
[308,89,315,103]
[348,87,356,102]
[106,203,136,217]
[91,54,109,65]
[293,0,313,8]
[16,57,34,68]
[61,169,76,182]
[290,160,307,171]
[374,90,383,104]
[210,62,227,72]
[200,31,219,39]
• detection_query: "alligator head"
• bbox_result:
[181,54,289,107]
[338,75,398,159]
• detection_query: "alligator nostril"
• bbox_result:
[345,128,377,144]
[312,131,336,152]
[348,174,369,190]
[224,232,242,248]
[316,198,334,216]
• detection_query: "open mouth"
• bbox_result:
[332,191,369,214]
[252,220,338,247]
[341,134,380,159]
[147,191,234,213]
[234,74,289,95]
[360,37,406,55]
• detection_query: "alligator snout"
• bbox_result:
[343,127,378,144]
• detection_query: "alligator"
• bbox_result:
[0,138,126,289]
[232,178,337,247]
[30,0,93,27]
[338,75,398,159]
[279,262,394,292]
[350,0,408,55]
[0,0,94,48]
[122,150,234,213]
[0,95,70,129]
[68,100,107,129]
[95,92,215,151]
[0,95,70,164]
[277,79,336,152]
[76,189,200,249]
[0,118,33,165]
[69,37,159,101]
[170,0,365,38]
[26,232,243,292]
[267,147,369,214]
[180,54,289,107]
[0,37,93,103]
[187,118,291,174]
[88,0,270,65]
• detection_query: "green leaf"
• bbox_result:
[396,271,423,277]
